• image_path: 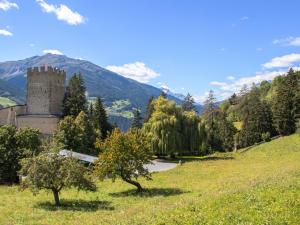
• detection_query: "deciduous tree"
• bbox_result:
[94,129,152,192]
[20,143,96,206]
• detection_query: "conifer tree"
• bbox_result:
[132,109,143,129]
[63,73,87,117]
[92,97,111,139]
[239,87,274,147]
[144,96,155,122]
[203,90,217,152]
[272,74,295,135]
[294,76,300,135]
[182,93,196,112]
[215,112,237,151]
[160,91,167,98]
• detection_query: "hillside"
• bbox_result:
[0,54,203,129]
[0,135,299,224]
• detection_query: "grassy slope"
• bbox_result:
[0,97,16,107]
[0,135,300,225]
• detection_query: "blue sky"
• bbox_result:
[1,0,300,102]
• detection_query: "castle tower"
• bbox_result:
[26,66,66,115]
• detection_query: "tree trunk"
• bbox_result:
[52,189,60,206]
[121,176,143,192]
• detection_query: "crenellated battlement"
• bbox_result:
[27,66,66,77]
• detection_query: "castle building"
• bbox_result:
[0,66,66,135]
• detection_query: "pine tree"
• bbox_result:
[92,97,111,139]
[75,111,97,154]
[182,93,196,112]
[63,73,87,117]
[294,75,300,135]
[160,91,167,98]
[272,73,296,135]
[88,102,94,119]
[132,109,143,129]
[144,96,155,122]
[239,87,274,147]
[215,112,237,151]
[203,90,217,152]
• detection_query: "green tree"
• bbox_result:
[272,74,295,135]
[55,111,97,155]
[239,87,274,147]
[0,126,41,184]
[215,112,237,151]
[75,111,97,155]
[94,128,152,192]
[63,73,87,117]
[203,90,217,152]
[294,78,300,135]
[16,128,41,157]
[181,111,206,155]
[144,96,155,122]
[182,93,196,112]
[92,97,111,139]
[20,143,96,206]
[132,109,143,129]
[143,96,183,156]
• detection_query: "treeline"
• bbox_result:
[221,68,300,148]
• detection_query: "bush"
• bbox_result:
[261,132,271,142]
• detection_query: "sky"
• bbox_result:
[1,0,300,103]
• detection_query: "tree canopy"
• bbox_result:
[20,143,96,205]
[94,128,152,192]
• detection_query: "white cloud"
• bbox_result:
[273,36,300,46]
[194,91,210,104]
[106,62,160,83]
[0,29,12,36]
[197,53,300,103]
[227,75,235,81]
[263,53,300,69]
[210,81,227,86]
[197,70,290,103]
[0,0,18,11]
[43,49,64,55]
[36,0,85,25]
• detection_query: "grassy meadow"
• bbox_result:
[0,135,300,225]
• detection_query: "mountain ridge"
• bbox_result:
[0,54,203,129]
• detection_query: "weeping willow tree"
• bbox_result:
[181,111,207,154]
[143,96,207,156]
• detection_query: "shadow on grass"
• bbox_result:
[36,199,114,211]
[110,187,187,198]
[168,155,235,163]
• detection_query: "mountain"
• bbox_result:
[0,54,185,129]
[160,86,203,113]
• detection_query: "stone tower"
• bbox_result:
[26,66,66,115]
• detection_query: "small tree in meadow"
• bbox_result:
[94,128,152,192]
[20,142,96,206]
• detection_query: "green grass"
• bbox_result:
[0,97,16,107]
[107,99,134,119]
[1,135,300,224]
